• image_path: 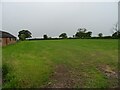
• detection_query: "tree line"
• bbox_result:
[18,24,119,41]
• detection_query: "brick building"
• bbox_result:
[0,31,17,46]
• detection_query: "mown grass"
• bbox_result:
[2,39,118,88]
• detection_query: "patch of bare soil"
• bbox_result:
[98,64,118,78]
[45,64,82,88]
[98,64,118,87]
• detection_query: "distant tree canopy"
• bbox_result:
[18,30,32,40]
[98,33,103,37]
[75,28,92,38]
[59,33,67,39]
[43,34,48,39]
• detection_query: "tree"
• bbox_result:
[75,28,86,38]
[98,33,103,37]
[43,34,48,39]
[18,30,32,40]
[78,28,87,33]
[19,34,26,41]
[59,33,67,39]
[75,28,92,38]
[86,31,92,37]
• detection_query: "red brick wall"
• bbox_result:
[0,38,16,46]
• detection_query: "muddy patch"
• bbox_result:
[98,64,118,78]
[97,64,118,87]
[45,64,82,88]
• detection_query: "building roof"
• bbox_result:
[0,31,16,38]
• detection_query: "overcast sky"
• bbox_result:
[2,1,118,38]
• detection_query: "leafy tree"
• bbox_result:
[18,30,32,40]
[59,33,67,39]
[78,28,87,33]
[86,31,92,37]
[98,33,103,37]
[19,34,26,41]
[75,28,92,38]
[43,34,48,39]
[75,32,84,38]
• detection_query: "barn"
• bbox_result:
[0,31,17,46]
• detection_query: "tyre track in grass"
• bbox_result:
[45,64,83,88]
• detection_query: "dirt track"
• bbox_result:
[46,64,82,88]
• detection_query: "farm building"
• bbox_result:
[0,31,17,46]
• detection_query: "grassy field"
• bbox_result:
[2,39,118,88]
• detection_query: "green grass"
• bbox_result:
[2,39,118,88]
